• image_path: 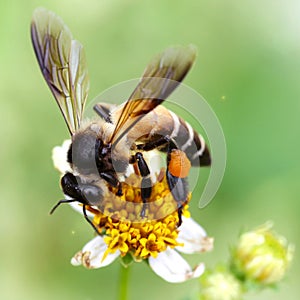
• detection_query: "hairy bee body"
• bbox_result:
[70,103,210,179]
[31,8,211,229]
[70,104,210,179]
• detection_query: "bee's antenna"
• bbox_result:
[50,201,100,235]
[49,199,76,215]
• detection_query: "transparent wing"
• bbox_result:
[110,45,197,145]
[31,8,89,134]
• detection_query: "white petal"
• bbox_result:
[71,236,120,269]
[176,217,214,254]
[52,140,72,174]
[149,248,205,283]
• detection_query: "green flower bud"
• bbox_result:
[231,222,294,286]
[199,267,243,300]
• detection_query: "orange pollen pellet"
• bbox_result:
[168,149,191,178]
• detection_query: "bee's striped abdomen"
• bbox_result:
[169,111,211,167]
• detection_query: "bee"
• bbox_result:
[31,8,211,231]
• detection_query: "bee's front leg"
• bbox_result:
[99,171,119,187]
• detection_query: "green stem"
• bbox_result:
[118,265,130,300]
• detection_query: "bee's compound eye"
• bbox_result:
[60,172,82,199]
[71,133,98,173]
[82,185,103,206]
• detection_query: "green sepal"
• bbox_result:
[120,253,134,267]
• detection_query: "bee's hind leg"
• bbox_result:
[165,140,189,227]
[166,169,188,226]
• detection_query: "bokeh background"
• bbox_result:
[1,0,299,299]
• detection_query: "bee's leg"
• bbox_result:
[166,169,189,227]
[165,140,189,227]
[137,135,173,151]
[93,103,113,123]
[82,204,100,235]
[116,182,123,196]
[135,152,152,218]
[129,155,140,175]
[99,171,123,196]
[177,206,184,227]
[100,171,119,187]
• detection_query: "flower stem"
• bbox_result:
[118,265,130,300]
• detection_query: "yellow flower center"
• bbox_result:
[86,169,191,260]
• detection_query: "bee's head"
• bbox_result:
[68,132,102,174]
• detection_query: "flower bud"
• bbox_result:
[231,222,294,286]
[199,267,243,300]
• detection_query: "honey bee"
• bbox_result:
[31,8,211,230]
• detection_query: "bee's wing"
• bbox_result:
[31,8,89,135]
[110,45,197,144]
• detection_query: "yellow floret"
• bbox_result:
[86,171,191,260]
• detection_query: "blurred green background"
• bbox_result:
[1,0,299,299]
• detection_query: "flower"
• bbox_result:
[71,215,212,283]
[199,267,243,300]
[231,222,294,286]
[52,140,214,283]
